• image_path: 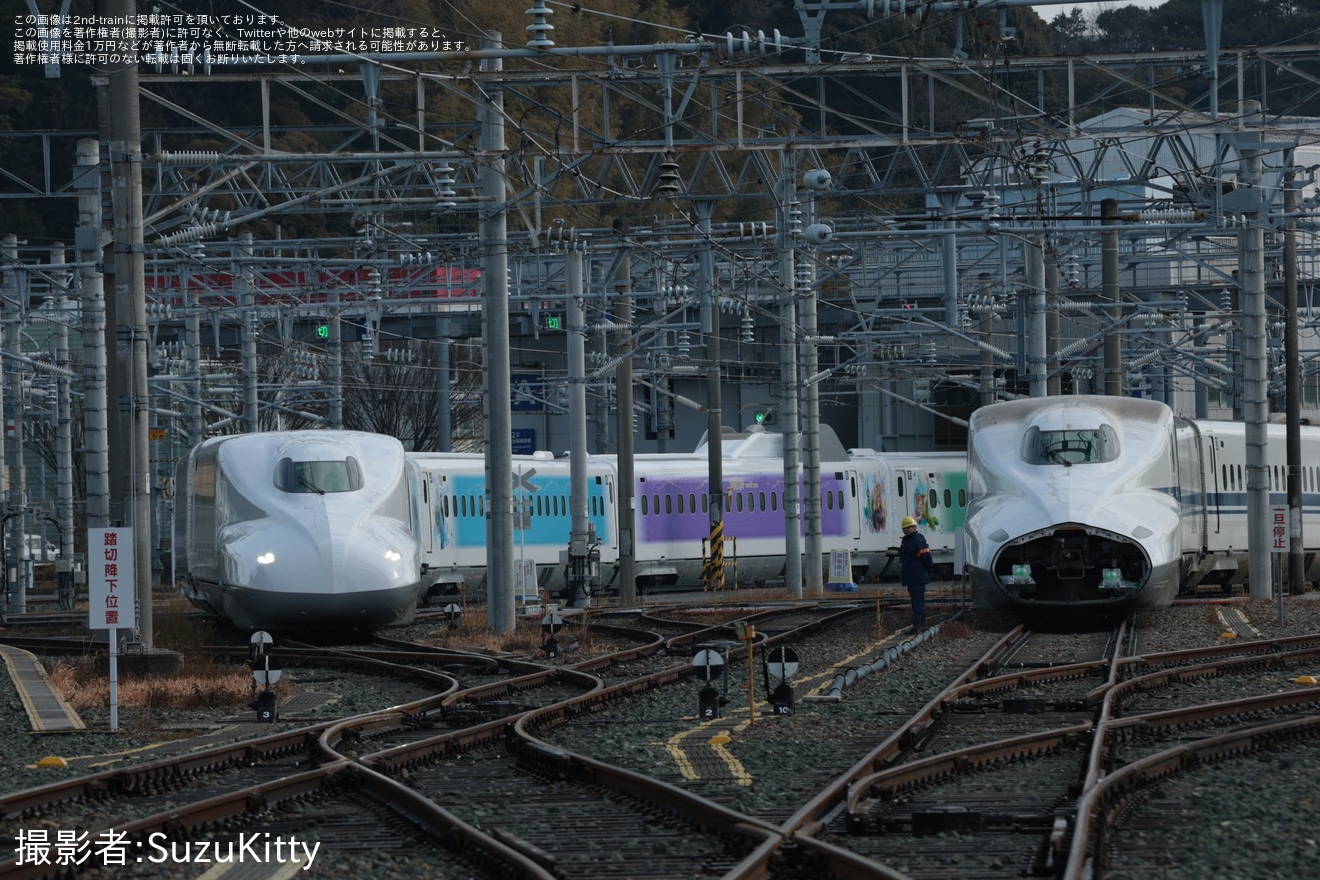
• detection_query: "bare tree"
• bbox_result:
[341,337,484,450]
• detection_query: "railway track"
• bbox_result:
[6,605,1320,879]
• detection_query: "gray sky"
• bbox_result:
[1032,0,1166,21]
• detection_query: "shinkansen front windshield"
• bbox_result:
[1021,424,1119,466]
[275,457,364,494]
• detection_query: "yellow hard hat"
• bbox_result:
[901,516,917,529]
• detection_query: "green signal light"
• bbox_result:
[315,325,329,338]
[545,316,562,330]
[755,412,766,423]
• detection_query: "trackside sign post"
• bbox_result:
[88,527,135,731]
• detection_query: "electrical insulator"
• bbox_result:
[655,154,682,196]
[525,0,555,48]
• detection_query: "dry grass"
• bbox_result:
[45,656,276,711]
[46,605,288,712]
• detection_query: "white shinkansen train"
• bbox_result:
[964,395,1320,618]
[176,425,967,632]
[175,431,423,632]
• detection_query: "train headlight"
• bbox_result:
[384,549,401,562]
[257,552,275,565]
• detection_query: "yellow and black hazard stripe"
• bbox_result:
[703,521,725,592]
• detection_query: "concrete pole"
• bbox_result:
[1239,133,1271,602]
[479,32,515,633]
[53,245,75,608]
[942,224,959,328]
[108,0,152,644]
[1284,169,1304,595]
[1,235,15,615]
[435,317,451,451]
[1045,253,1063,397]
[75,140,111,530]
[238,233,258,433]
[7,305,29,610]
[327,289,342,429]
[697,202,725,592]
[611,244,636,603]
[800,255,823,597]
[1025,236,1047,397]
[778,158,803,598]
[1101,198,1123,396]
[184,278,202,445]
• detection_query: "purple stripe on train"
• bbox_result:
[635,473,849,542]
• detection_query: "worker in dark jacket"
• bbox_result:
[898,515,932,633]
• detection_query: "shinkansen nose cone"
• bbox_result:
[218,508,419,633]
[965,396,1183,618]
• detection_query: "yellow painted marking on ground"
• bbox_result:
[667,715,754,782]
[667,633,905,783]
[665,725,707,780]
[709,740,755,786]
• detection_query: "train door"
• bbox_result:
[1208,437,1222,535]
[602,474,618,549]
[844,469,862,540]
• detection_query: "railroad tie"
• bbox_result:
[0,644,86,732]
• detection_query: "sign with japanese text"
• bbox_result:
[1271,505,1290,551]
[88,528,136,630]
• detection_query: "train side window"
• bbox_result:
[929,489,937,510]
[897,476,905,497]
[736,493,744,513]
[653,494,660,516]
[1237,465,1243,490]
[1222,464,1228,490]
[702,494,709,513]
[689,493,696,513]
[641,495,649,516]
[460,496,466,518]
[479,495,485,517]
[825,491,833,511]
[943,488,952,508]
[759,491,766,511]
[836,489,843,509]
[665,494,673,515]
[958,488,966,507]
[677,493,685,514]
